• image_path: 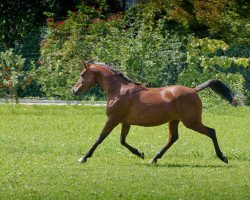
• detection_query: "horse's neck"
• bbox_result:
[97,74,129,100]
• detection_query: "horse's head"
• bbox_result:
[72,62,98,96]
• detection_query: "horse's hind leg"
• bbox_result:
[150,120,180,164]
[120,124,144,159]
[183,121,228,164]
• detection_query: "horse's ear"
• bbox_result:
[80,60,90,70]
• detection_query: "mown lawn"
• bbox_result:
[0,105,249,200]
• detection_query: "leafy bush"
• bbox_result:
[0,49,32,103]
[89,15,186,87]
[36,9,95,100]
[178,37,249,107]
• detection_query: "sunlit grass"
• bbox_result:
[0,105,249,199]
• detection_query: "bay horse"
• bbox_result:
[72,61,239,164]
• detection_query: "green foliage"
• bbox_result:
[0,49,32,103]
[178,37,249,107]
[38,2,186,99]
[36,7,98,100]
[0,105,249,199]
[0,0,80,49]
[89,15,186,87]
[161,0,250,44]
[0,1,83,98]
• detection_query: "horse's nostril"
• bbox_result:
[72,89,77,95]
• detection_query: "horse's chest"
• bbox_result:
[106,97,129,116]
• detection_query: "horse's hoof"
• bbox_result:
[140,152,145,159]
[78,157,87,163]
[149,158,157,164]
[223,156,228,164]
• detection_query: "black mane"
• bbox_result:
[87,60,144,86]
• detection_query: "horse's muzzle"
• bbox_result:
[72,88,79,96]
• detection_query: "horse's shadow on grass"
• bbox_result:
[136,162,235,169]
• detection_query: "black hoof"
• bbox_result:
[140,152,145,159]
[219,154,228,164]
[222,156,228,164]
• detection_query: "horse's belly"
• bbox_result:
[122,103,177,126]
[127,117,169,126]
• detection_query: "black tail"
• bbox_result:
[195,79,240,106]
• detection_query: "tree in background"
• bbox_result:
[0,0,82,98]
[0,0,81,49]
[165,0,250,44]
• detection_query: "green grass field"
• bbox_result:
[0,105,249,200]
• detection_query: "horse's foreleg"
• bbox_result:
[78,118,118,163]
[150,120,180,164]
[120,124,144,159]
